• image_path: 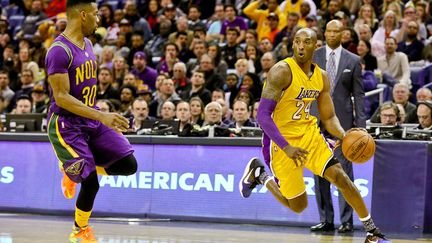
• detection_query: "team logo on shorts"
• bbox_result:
[65,159,85,176]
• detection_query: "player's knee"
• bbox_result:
[106,154,138,176]
[290,201,308,213]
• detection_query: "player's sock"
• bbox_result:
[258,170,271,185]
[75,207,92,228]
[96,166,108,176]
[359,214,376,232]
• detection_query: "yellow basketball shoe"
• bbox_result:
[61,172,76,199]
[69,226,98,243]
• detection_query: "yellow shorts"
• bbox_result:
[269,125,333,199]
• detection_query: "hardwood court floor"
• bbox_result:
[0,214,430,243]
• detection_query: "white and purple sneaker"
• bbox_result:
[239,157,265,198]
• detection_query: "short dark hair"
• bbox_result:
[67,0,95,10]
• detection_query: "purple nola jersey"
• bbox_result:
[45,34,98,116]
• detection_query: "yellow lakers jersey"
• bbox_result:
[273,57,323,139]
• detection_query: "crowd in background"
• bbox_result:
[0,0,432,135]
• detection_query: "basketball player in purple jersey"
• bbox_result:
[45,0,137,242]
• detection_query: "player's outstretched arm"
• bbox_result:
[48,73,129,133]
[257,61,308,166]
[317,70,345,140]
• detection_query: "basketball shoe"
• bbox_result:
[69,225,98,243]
[239,157,265,198]
[61,172,76,199]
[365,228,391,243]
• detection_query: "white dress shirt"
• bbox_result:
[325,45,343,75]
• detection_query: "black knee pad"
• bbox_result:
[106,154,138,176]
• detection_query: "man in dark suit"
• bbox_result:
[311,20,367,233]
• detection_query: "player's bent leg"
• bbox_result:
[105,154,137,176]
[70,171,99,243]
[323,163,390,242]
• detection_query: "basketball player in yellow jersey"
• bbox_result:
[239,28,389,243]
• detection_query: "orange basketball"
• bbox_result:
[341,130,376,164]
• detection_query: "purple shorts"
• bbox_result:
[47,113,134,183]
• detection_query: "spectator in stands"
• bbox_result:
[149,78,181,117]
[305,14,318,28]
[259,52,276,83]
[216,97,232,123]
[241,72,262,102]
[244,44,262,74]
[372,10,400,52]
[235,58,249,83]
[145,19,172,58]
[397,5,427,41]
[99,46,115,70]
[396,103,406,123]
[96,67,119,100]
[30,82,48,113]
[96,99,114,113]
[354,4,379,33]
[114,32,130,59]
[221,27,243,69]
[417,100,432,130]
[157,42,180,75]
[397,21,424,62]
[357,40,377,71]
[136,84,153,105]
[259,37,274,54]
[0,70,14,109]
[187,5,206,31]
[371,83,417,123]
[123,73,138,87]
[341,28,359,55]
[251,100,260,121]
[377,37,411,88]
[416,88,432,102]
[235,89,254,107]
[13,94,32,114]
[225,73,240,108]
[245,29,259,46]
[295,2,312,28]
[264,13,283,43]
[31,34,47,69]
[144,0,161,30]
[176,101,192,133]
[189,96,205,126]
[318,0,342,31]
[128,31,147,66]
[207,43,228,80]
[161,4,182,31]
[128,98,154,132]
[18,0,47,38]
[202,101,223,126]
[415,2,431,37]
[15,48,39,82]
[172,62,189,93]
[175,31,190,63]
[168,16,193,45]
[44,0,66,18]
[220,4,248,44]
[99,3,114,29]
[153,73,169,101]
[200,54,224,92]
[3,45,18,91]
[378,102,401,125]
[244,0,286,41]
[357,24,373,43]
[206,4,225,43]
[112,56,129,88]
[186,39,207,72]
[226,99,258,129]
[119,84,137,117]
[160,101,176,120]
[180,69,211,105]
[212,89,225,102]
[123,1,152,43]
[130,51,157,91]
[8,69,34,112]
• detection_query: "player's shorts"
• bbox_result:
[267,124,333,199]
[47,112,134,183]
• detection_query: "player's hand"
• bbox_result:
[283,145,309,167]
[100,112,129,133]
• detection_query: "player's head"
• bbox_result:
[66,0,99,36]
[293,28,317,64]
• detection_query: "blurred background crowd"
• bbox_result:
[0,0,432,135]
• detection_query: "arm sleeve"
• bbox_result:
[256,97,289,149]
[45,45,70,75]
